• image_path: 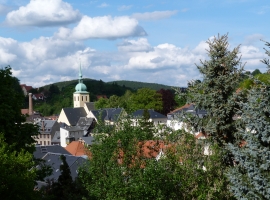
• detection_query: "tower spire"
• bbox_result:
[79,62,83,83]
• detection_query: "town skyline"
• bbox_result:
[0,0,269,87]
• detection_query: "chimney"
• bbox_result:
[29,93,33,115]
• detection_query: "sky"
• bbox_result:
[0,0,269,88]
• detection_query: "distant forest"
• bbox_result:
[30,79,184,116]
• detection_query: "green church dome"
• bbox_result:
[74,64,89,94]
[75,82,87,92]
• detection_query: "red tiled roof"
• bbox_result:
[21,109,29,115]
[117,140,174,167]
[65,141,91,157]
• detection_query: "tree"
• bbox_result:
[227,80,270,199]
[181,34,244,146]
[40,155,86,200]
[251,69,261,76]
[157,89,177,115]
[261,40,270,73]
[95,97,108,109]
[129,88,162,112]
[0,66,38,153]
[0,134,38,200]
[79,117,234,199]
[0,66,41,199]
[49,84,60,96]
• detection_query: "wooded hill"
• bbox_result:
[32,79,181,116]
[107,80,176,90]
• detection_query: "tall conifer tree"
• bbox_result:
[184,34,244,146]
[227,80,270,199]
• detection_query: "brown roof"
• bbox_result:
[96,95,108,99]
[117,140,174,167]
[65,141,91,157]
[21,109,29,115]
[168,104,192,114]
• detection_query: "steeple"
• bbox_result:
[73,63,89,108]
[75,63,87,93]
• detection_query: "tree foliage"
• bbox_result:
[227,80,270,199]
[79,117,234,199]
[0,66,40,199]
[129,88,163,112]
[157,89,177,115]
[0,134,38,200]
[182,34,244,145]
[0,66,38,153]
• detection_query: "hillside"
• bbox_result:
[106,80,177,90]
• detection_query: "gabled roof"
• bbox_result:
[76,117,94,130]
[85,102,95,111]
[91,108,123,122]
[168,104,207,119]
[65,141,91,157]
[132,109,167,119]
[34,145,71,159]
[80,136,95,146]
[37,153,87,181]
[63,107,87,126]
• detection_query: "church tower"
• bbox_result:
[73,65,89,108]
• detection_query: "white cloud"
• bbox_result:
[132,10,178,21]
[55,15,147,40]
[98,3,109,8]
[118,5,132,11]
[1,34,266,88]
[117,38,153,52]
[5,0,81,27]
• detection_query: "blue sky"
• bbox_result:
[0,0,269,88]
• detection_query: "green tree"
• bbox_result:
[0,66,38,153]
[182,34,244,146]
[0,134,38,200]
[95,97,108,109]
[0,66,41,199]
[79,117,234,199]
[227,80,270,199]
[251,68,261,76]
[40,155,86,200]
[129,88,162,112]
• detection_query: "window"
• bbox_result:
[48,141,50,145]
[77,96,79,101]
[86,96,87,101]
[47,135,49,138]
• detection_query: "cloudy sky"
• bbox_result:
[0,0,269,88]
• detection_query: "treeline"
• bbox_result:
[33,78,184,116]
[107,80,175,90]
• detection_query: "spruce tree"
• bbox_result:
[227,80,270,199]
[183,34,244,146]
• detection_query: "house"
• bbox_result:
[76,117,96,136]
[131,109,167,127]
[167,104,207,131]
[79,136,95,146]
[32,93,45,101]
[34,145,71,159]
[58,107,87,126]
[65,141,91,157]
[87,108,125,125]
[35,153,88,189]
[34,120,60,146]
[60,126,85,147]
[20,84,33,96]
